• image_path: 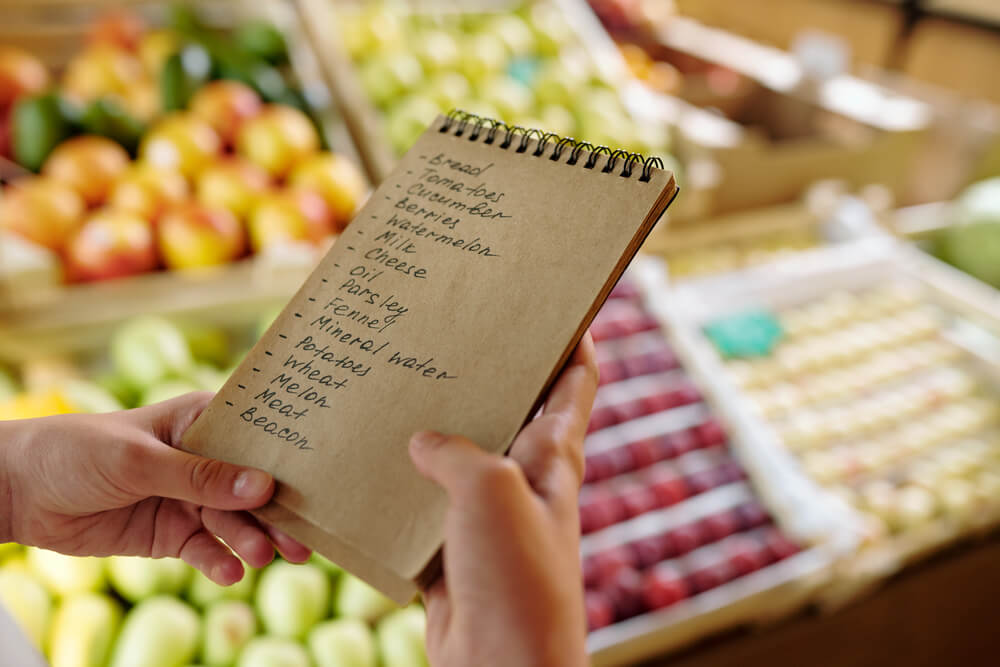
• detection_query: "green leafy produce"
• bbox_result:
[12,93,74,171]
[201,600,256,667]
[334,574,397,624]
[255,562,330,639]
[26,547,105,597]
[107,556,192,604]
[309,618,377,667]
[0,569,51,649]
[110,596,199,667]
[376,607,428,667]
[234,20,288,65]
[186,567,255,610]
[48,592,122,667]
[237,637,310,667]
[80,98,145,154]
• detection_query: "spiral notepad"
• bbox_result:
[182,112,679,602]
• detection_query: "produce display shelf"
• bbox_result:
[645,239,1000,610]
[580,279,839,666]
[0,0,372,342]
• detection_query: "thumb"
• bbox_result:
[133,443,275,510]
[409,430,524,501]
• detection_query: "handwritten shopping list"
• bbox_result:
[182,115,676,600]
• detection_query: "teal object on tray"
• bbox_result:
[704,310,783,359]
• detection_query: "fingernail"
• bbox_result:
[210,563,227,584]
[233,469,271,499]
[410,430,444,452]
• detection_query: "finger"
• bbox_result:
[201,508,275,569]
[128,443,275,511]
[409,431,526,502]
[543,331,598,428]
[264,525,311,563]
[178,529,244,585]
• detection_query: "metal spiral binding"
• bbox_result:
[439,110,664,182]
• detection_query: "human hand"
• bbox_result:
[409,333,599,667]
[0,392,309,584]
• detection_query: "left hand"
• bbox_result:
[1,392,310,584]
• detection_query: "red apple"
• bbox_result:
[700,510,740,542]
[694,418,727,448]
[108,164,188,221]
[289,188,336,243]
[587,406,617,433]
[642,563,689,610]
[189,80,263,145]
[668,523,705,556]
[236,104,319,178]
[585,591,615,632]
[640,391,680,415]
[646,467,689,507]
[589,546,636,586]
[288,152,366,228]
[583,453,614,484]
[597,359,625,385]
[723,535,769,576]
[662,429,699,458]
[65,208,157,281]
[0,177,85,251]
[140,113,222,178]
[606,445,636,477]
[627,438,662,470]
[600,566,645,621]
[619,480,657,519]
[762,528,800,561]
[735,500,771,530]
[686,468,724,495]
[628,534,671,569]
[195,158,271,221]
[716,460,747,484]
[611,399,644,423]
[673,382,703,406]
[157,202,245,270]
[42,135,130,206]
[0,46,50,109]
[688,559,736,594]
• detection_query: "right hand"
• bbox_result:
[409,333,599,667]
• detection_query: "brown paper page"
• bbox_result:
[182,115,676,602]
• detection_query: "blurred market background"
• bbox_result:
[3,0,1000,665]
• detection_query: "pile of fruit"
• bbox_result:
[0,545,427,667]
[664,228,819,280]
[581,283,803,633]
[712,284,1000,543]
[0,311,271,420]
[0,7,366,284]
[931,177,1000,290]
[337,1,673,158]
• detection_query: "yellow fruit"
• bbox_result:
[42,135,130,206]
[288,152,366,228]
[138,29,178,73]
[236,104,319,177]
[108,164,189,221]
[140,113,221,178]
[0,390,75,421]
[0,177,85,251]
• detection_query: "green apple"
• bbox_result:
[110,596,200,667]
[425,72,473,111]
[309,553,342,577]
[107,556,192,604]
[0,569,51,650]
[0,542,23,562]
[414,29,461,74]
[484,15,536,58]
[308,618,376,667]
[477,75,534,120]
[527,4,576,58]
[0,366,18,401]
[62,378,123,414]
[238,637,310,667]
[334,574,396,623]
[376,606,428,667]
[533,60,588,108]
[386,95,442,154]
[186,566,256,610]
[256,561,330,639]
[190,364,228,392]
[111,316,194,392]
[140,379,202,407]
[48,592,122,667]
[538,104,577,137]
[459,33,508,83]
[359,54,423,110]
[201,600,256,667]
[26,548,105,596]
